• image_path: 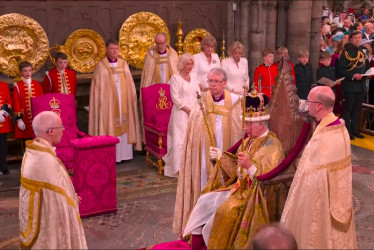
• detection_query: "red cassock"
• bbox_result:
[43,68,77,95]
[253,64,278,98]
[13,80,43,138]
[0,82,13,134]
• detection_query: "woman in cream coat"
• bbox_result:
[163,53,200,177]
[191,35,221,91]
[221,41,249,95]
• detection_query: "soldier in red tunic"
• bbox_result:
[13,61,43,139]
[253,48,277,98]
[273,46,296,82]
[0,81,12,175]
[43,52,77,95]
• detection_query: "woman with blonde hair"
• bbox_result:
[221,41,249,95]
[163,53,201,177]
[191,35,221,91]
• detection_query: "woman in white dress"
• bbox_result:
[221,41,249,95]
[163,53,201,177]
[191,35,221,91]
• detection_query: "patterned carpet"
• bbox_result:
[0,167,179,249]
[1,146,374,249]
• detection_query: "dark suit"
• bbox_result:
[336,43,370,137]
[295,63,314,100]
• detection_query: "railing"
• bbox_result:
[360,103,374,136]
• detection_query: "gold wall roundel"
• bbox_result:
[64,29,106,73]
[119,12,170,69]
[183,28,212,55]
[0,13,49,77]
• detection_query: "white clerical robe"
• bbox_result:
[19,138,87,249]
[110,61,134,162]
[281,113,356,249]
[200,93,240,188]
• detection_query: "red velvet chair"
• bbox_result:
[141,84,173,174]
[31,93,119,218]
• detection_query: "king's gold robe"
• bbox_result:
[19,138,87,249]
[89,57,141,150]
[173,90,242,236]
[281,113,356,249]
[182,131,285,249]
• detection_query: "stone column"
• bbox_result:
[239,0,250,65]
[248,0,263,78]
[276,0,287,48]
[265,0,277,50]
[310,1,324,71]
[286,0,313,62]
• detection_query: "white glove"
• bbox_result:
[209,147,222,160]
[0,110,9,117]
[17,119,26,131]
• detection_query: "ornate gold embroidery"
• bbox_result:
[155,87,171,110]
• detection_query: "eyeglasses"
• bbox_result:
[155,40,166,46]
[207,80,225,85]
[306,99,321,105]
[46,125,65,133]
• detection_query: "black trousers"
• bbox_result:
[0,133,7,172]
[342,92,364,136]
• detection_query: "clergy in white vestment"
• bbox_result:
[281,86,357,249]
[89,39,142,162]
[221,41,249,95]
[163,53,201,177]
[173,67,242,236]
[19,111,87,249]
[191,35,221,91]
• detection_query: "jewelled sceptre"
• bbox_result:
[238,76,249,199]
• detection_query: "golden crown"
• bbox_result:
[158,87,166,97]
[49,97,60,109]
[243,88,270,121]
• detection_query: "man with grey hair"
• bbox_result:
[140,32,179,88]
[281,86,356,249]
[173,67,242,237]
[363,23,373,40]
[19,111,87,249]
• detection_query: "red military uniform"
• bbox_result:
[253,64,278,98]
[13,79,43,139]
[273,61,296,83]
[43,68,77,95]
[0,82,13,134]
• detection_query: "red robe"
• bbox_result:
[43,68,77,95]
[13,79,43,139]
[0,82,13,134]
[253,64,278,98]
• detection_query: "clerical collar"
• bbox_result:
[158,50,167,55]
[107,56,117,63]
[213,93,225,102]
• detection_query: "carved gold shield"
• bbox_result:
[64,29,106,73]
[119,12,170,69]
[183,28,212,55]
[0,13,49,77]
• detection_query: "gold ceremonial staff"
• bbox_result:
[197,92,225,186]
[238,77,249,199]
